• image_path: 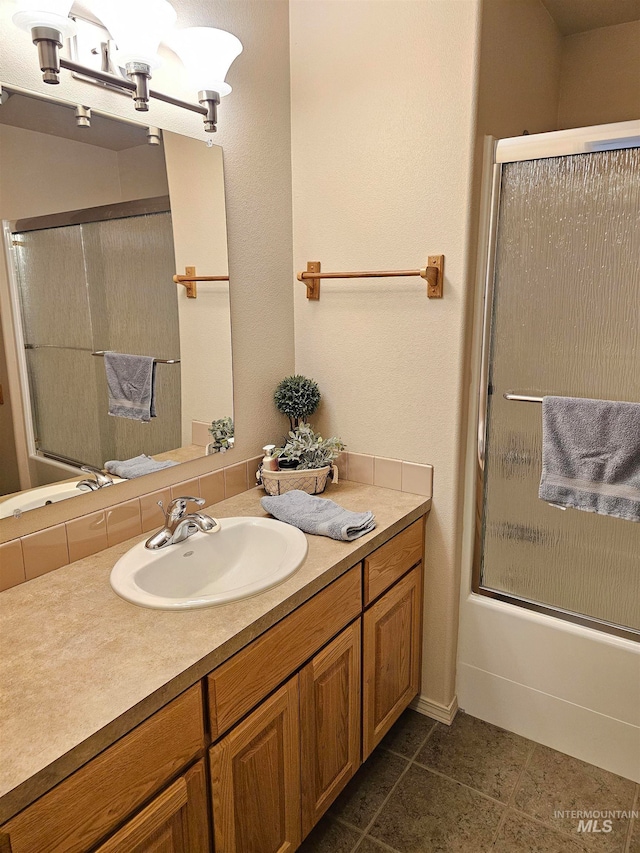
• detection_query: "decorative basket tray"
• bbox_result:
[258,464,338,496]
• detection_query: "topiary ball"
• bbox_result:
[274,375,321,427]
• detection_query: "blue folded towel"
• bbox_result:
[261,490,376,541]
[104,352,156,422]
[104,454,178,479]
[539,396,640,521]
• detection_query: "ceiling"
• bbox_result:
[0,89,150,150]
[540,0,640,35]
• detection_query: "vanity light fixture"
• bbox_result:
[11,0,243,132]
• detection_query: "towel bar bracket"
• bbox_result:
[423,254,444,298]
[305,261,321,300]
[176,265,197,299]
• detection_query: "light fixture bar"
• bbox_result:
[15,6,240,132]
[59,57,210,120]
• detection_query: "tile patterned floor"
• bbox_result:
[299,710,640,853]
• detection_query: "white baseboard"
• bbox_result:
[458,663,640,783]
[411,693,459,726]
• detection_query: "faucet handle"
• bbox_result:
[80,465,114,487]
[166,496,205,521]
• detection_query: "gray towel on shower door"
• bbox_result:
[539,396,640,521]
[104,352,156,422]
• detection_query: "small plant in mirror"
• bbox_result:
[207,417,234,454]
[274,375,321,430]
[275,423,345,470]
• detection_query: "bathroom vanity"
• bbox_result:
[0,482,429,852]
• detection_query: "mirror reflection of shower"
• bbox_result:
[8,205,181,472]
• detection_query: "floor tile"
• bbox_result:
[330,749,409,829]
[357,836,401,852]
[380,709,436,758]
[368,763,504,852]
[493,811,592,852]
[415,712,531,802]
[513,745,636,851]
[298,816,362,853]
[629,815,640,853]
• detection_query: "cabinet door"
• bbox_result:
[362,565,422,759]
[94,760,209,853]
[300,620,361,838]
[209,676,300,853]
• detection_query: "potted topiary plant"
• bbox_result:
[274,375,321,430]
[207,416,234,454]
[275,423,345,470]
[259,423,345,495]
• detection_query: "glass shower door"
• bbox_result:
[478,147,640,635]
[12,211,181,470]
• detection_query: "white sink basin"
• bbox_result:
[0,479,124,519]
[110,517,308,610]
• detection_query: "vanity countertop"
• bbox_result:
[0,481,430,824]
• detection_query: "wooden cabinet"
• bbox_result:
[364,518,424,605]
[209,677,301,853]
[363,565,423,759]
[1,513,426,853]
[300,620,361,838]
[210,619,364,853]
[0,685,205,853]
[208,567,361,739]
[94,761,210,853]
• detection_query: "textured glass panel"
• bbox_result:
[14,213,180,466]
[26,349,103,467]
[481,149,640,632]
[82,213,181,460]
[14,226,91,349]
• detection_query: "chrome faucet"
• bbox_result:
[145,496,220,550]
[76,465,115,491]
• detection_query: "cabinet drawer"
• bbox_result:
[0,685,205,853]
[208,566,361,739]
[364,518,424,605]
[94,760,209,853]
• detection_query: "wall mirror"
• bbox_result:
[0,84,234,526]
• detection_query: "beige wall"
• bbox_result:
[290,0,481,712]
[116,145,169,201]
[558,21,640,129]
[476,0,562,140]
[0,124,122,220]
[0,126,167,222]
[0,0,294,540]
[163,132,233,444]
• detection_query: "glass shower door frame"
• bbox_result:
[1,221,59,487]
[472,119,640,643]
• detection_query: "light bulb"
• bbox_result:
[12,0,76,38]
[91,0,177,70]
[168,27,243,97]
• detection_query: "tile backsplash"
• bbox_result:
[0,452,432,592]
[0,455,262,592]
[340,452,433,498]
